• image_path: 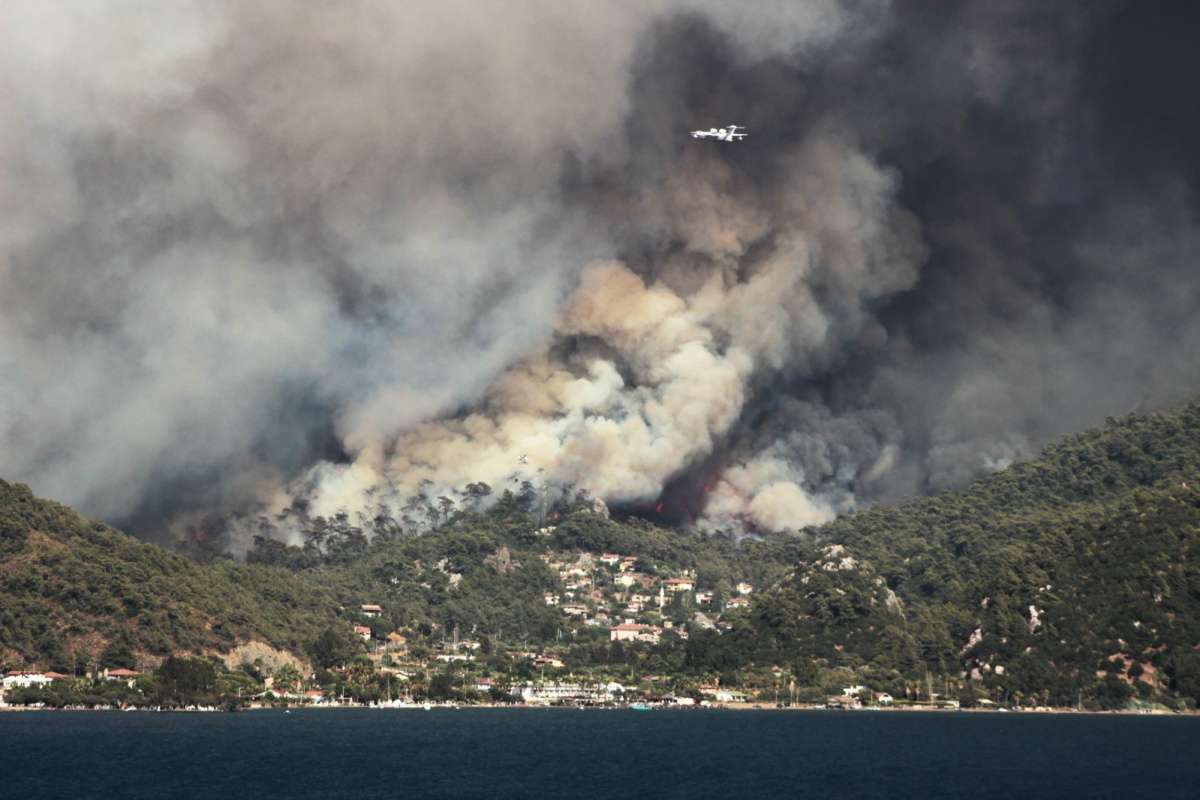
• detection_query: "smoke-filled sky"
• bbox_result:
[3,1,1199,544]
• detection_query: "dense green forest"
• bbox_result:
[0,480,340,671]
[3,401,1199,708]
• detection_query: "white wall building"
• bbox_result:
[2,672,56,689]
[519,682,625,705]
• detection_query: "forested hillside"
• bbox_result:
[0,481,340,670]
[716,403,1200,706]
[2,402,1199,709]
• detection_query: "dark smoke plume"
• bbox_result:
[2,1,1198,546]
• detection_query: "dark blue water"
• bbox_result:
[2,709,1198,799]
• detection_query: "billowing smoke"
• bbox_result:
[3,1,1200,545]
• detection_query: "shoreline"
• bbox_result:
[3,702,1196,716]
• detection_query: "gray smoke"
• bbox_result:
[2,1,1199,544]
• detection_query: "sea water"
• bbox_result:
[1,708,1198,799]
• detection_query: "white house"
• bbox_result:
[735,582,755,595]
[610,623,663,644]
[637,627,662,644]
[610,623,646,642]
[2,671,59,689]
[519,681,624,705]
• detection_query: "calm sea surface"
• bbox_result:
[1,708,1198,800]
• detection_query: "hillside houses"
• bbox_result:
[664,577,695,593]
[530,547,759,648]
[614,573,640,589]
[610,623,662,644]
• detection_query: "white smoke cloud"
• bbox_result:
[701,457,836,535]
[278,123,924,537]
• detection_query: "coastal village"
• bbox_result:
[4,542,777,710]
[0,538,1050,712]
[6,456,1194,716]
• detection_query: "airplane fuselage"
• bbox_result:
[690,124,747,142]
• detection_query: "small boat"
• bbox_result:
[630,703,652,711]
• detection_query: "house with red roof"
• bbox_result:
[104,668,140,686]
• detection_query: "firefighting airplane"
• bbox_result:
[691,124,747,141]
